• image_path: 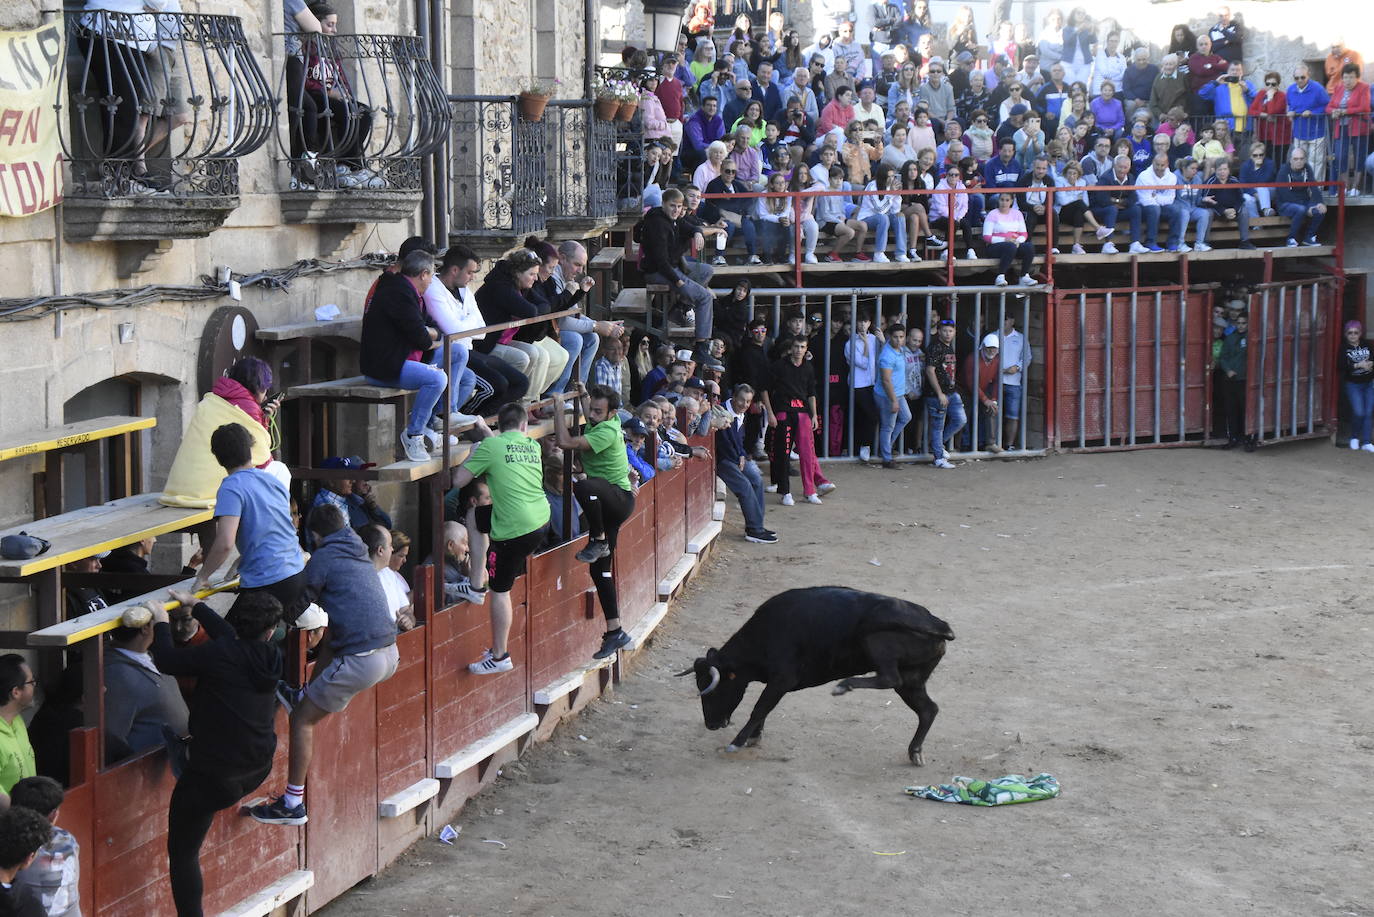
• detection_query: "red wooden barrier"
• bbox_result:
[652,468,687,582]
[526,547,599,692]
[684,435,715,538]
[57,448,710,917]
[615,477,659,633]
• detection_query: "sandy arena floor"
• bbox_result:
[320,439,1373,917]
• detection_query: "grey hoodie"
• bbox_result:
[303,527,396,656]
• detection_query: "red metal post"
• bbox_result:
[1044,185,1055,287]
[793,188,803,289]
[945,184,955,288]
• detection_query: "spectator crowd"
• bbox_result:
[622,4,1369,267]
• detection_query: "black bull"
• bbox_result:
[678,586,954,764]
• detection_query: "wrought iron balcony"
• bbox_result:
[276,32,450,224]
[447,95,548,253]
[59,9,274,241]
[544,100,618,235]
[593,66,648,219]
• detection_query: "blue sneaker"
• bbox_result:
[1147,244,1165,253]
[248,796,307,826]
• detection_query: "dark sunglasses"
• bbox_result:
[1265,81,1278,87]
[929,68,944,73]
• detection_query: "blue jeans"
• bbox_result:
[1003,383,1023,420]
[549,328,598,393]
[862,212,906,257]
[875,391,912,461]
[716,458,765,531]
[1169,203,1210,247]
[1345,379,1374,445]
[926,392,966,461]
[756,220,790,260]
[366,359,446,437]
[1091,202,1142,242]
[646,259,714,340]
[428,344,477,413]
[724,212,757,255]
[1279,202,1324,241]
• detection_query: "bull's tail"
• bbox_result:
[921,617,955,642]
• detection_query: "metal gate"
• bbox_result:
[1053,288,1212,449]
[1245,278,1338,444]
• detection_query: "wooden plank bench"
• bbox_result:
[0,415,156,464]
[27,574,239,647]
[0,494,214,579]
[255,316,362,342]
[286,376,415,467]
[588,247,625,317]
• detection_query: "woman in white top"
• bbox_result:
[1090,30,1127,96]
[360,524,415,631]
[754,171,794,263]
[844,314,881,461]
[855,163,909,262]
[983,191,1037,286]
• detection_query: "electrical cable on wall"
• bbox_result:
[0,253,393,322]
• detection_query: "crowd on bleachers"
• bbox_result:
[624,3,1368,267]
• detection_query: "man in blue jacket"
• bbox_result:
[1197,61,1254,132]
[983,138,1025,210]
[715,384,776,544]
[1274,146,1327,246]
[249,503,398,827]
[1286,64,1331,180]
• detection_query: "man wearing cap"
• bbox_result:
[622,417,656,483]
[310,457,392,532]
[949,51,976,97]
[63,555,109,618]
[1000,313,1031,450]
[924,318,966,469]
[961,334,1003,452]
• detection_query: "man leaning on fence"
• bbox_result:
[639,188,714,360]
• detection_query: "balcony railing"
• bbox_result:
[60,10,274,201]
[447,95,548,245]
[276,32,449,211]
[594,66,648,218]
[544,100,617,232]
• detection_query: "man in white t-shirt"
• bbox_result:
[999,313,1032,449]
[426,244,529,411]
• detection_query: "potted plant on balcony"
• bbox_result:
[518,77,558,122]
[592,74,621,122]
[614,83,640,122]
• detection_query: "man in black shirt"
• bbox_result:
[762,338,835,504]
[639,188,715,358]
[923,318,967,469]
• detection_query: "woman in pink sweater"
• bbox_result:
[982,192,1036,286]
[929,164,977,256]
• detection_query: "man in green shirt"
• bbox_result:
[452,404,550,674]
[0,655,38,807]
[554,384,639,661]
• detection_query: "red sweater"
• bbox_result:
[960,352,1001,406]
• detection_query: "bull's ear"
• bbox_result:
[727,672,736,680]
[705,647,721,661]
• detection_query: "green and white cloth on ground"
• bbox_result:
[905,773,1060,805]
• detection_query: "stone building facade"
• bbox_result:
[0,0,604,629]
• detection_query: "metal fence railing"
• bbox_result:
[276,32,449,192]
[60,9,274,198]
[447,95,547,237]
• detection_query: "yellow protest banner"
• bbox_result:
[0,22,65,217]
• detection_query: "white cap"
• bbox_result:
[295,603,328,630]
[675,349,695,361]
[982,333,1000,349]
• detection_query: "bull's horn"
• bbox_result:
[699,666,721,696]
[673,666,695,677]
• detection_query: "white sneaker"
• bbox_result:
[781,493,795,506]
[932,457,955,469]
[1350,438,1361,450]
[994,273,1008,286]
[712,255,727,265]
[1175,243,1192,253]
[1071,243,1086,254]
[817,482,836,495]
[1019,275,1036,286]
[1363,443,1374,453]
[1194,242,1212,252]
[873,252,890,263]
[804,253,819,263]
[966,249,978,260]
[401,432,430,463]
[1128,241,1149,254]
[765,484,778,493]
[858,446,871,462]
[1101,242,1119,254]
[789,451,799,460]
[1095,226,1113,240]
[805,493,823,504]
[895,252,910,262]
[908,248,921,260]
[747,254,762,264]
[446,412,482,426]
[468,651,513,675]
[421,428,460,449]
[1347,187,1360,198]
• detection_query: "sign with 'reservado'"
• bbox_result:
[0,22,64,218]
